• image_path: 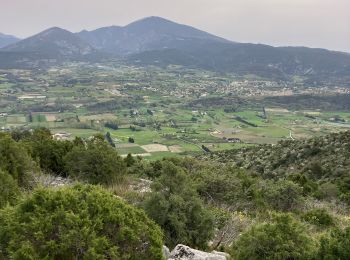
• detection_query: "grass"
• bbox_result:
[32,114,47,123]
[6,115,27,124]
[51,128,99,138]
[146,151,181,161]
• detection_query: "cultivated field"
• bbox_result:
[1,64,349,159]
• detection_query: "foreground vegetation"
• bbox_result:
[0,128,349,259]
[0,185,163,259]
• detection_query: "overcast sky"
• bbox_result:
[1,0,349,52]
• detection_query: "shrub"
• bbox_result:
[24,128,74,176]
[124,153,135,167]
[232,213,315,260]
[0,133,34,187]
[288,173,318,195]
[303,208,334,227]
[0,170,20,209]
[316,182,340,200]
[192,164,264,211]
[318,226,350,259]
[64,138,126,184]
[263,180,303,211]
[0,184,164,260]
[338,172,350,204]
[144,160,214,249]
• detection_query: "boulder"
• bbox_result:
[163,245,171,259]
[212,251,230,259]
[168,244,228,260]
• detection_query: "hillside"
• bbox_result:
[201,131,350,180]
[0,27,101,68]
[1,128,350,259]
[2,27,96,57]
[128,42,350,83]
[0,32,20,48]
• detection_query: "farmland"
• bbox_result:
[0,63,349,159]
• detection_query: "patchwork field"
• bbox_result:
[1,65,349,160]
[2,106,350,159]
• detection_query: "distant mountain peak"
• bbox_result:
[0,33,20,48]
[77,16,230,55]
[0,17,349,84]
[46,26,66,31]
[2,26,95,58]
[126,16,174,26]
[139,16,170,21]
[34,27,77,38]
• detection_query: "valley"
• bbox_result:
[1,63,349,160]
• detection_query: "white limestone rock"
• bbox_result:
[168,244,228,260]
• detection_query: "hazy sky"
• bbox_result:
[1,0,350,52]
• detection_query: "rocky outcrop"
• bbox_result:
[31,173,71,188]
[166,244,229,260]
[163,245,171,259]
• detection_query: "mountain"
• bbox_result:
[77,16,229,55]
[1,17,349,84]
[2,27,95,58]
[128,42,350,82]
[0,27,103,68]
[0,33,20,48]
[78,16,350,83]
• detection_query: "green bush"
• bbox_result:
[0,184,164,260]
[263,180,303,211]
[144,160,214,249]
[0,170,20,209]
[288,173,318,195]
[303,208,334,227]
[318,226,350,259]
[64,137,126,184]
[187,162,265,211]
[232,213,315,260]
[315,182,340,200]
[0,133,34,187]
[23,128,74,176]
[338,172,350,204]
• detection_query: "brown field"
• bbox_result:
[45,114,57,122]
[80,113,116,121]
[141,144,169,152]
[265,108,290,113]
[169,145,182,153]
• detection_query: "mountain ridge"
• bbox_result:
[0,27,107,69]
[1,17,349,84]
[77,16,230,55]
[0,32,20,48]
[2,27,95,57]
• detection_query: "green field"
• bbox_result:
[116,146,147,155]
[1,64,349,159]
